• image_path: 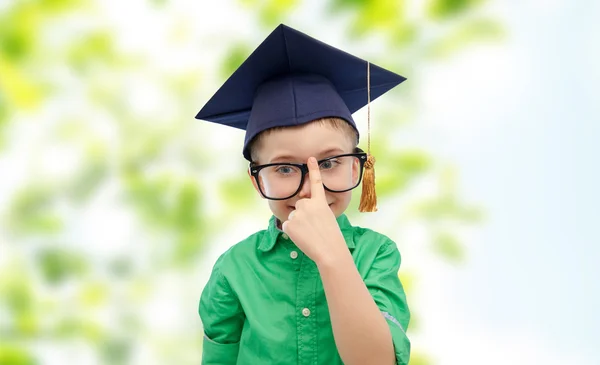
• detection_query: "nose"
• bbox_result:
[297,173,311,199]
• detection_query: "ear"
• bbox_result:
[248,168,265,199]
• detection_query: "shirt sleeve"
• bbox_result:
[199,257,245,365]
[363,239,411,365]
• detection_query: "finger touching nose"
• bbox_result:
[297,175,311,198]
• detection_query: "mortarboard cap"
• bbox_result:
[195,23,406,161]
[196,24,406,212]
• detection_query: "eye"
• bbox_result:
[275,165,297,175]
[320,159,340,170]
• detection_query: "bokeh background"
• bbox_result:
[1,0,598,364]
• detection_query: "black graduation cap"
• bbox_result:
[195,24,406,162]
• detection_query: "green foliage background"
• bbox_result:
[0,0,500,363]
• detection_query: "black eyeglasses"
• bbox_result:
[249,148,368,200]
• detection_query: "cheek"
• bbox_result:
[268,199,294,219]
[268,199,287,210]
[328,191,352,213]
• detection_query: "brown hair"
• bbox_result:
[248,117,359,162]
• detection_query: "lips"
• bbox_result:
[288,203,333,209]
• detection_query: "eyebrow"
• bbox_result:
[269,155,298,164]
[268,147,347,164]
[317,147,346,159]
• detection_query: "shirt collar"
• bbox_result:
[258,213,356,252]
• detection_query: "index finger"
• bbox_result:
[307,157,326,201]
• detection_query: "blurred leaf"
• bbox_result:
[0,4,39,61]
[432,231,465,262]
[6,211,63,235]
[389,150,432,174]
[122,172,175,226]
[391,23,419,47]
[427,0,485,20]
[350,0,405,36]
[409,352,433,365]
[55,317,104,341]
[375,149,432,197]
[108,257,133,277]
[68,162,108,202]
[124,173,204,230]
[172,180,202,230]
[411,167,483,222]
[327,0,418,47]
[0,56,43,109]
[67,142,109,202]
[0,271,34,314]
[407,311,420,332]
[68,31,119,71]
[40,0,86,12]
[36,248,88,284]
[120,142,163,175]
[100,336,132,365]
[80,321,105,342]
[127,278,152,301]
[330,0,371,9]
[426,18,504,58]
[174,229,205,264]
[260,0,300,26]
[412,194,482,222]
[150,0,168,7]
[6,185,64,235]
[168,71,203,100]
[0,99,7,145]
[238,0,299,26]
[79,281,108,307]
[376,173,410,197]
[219,175,257,208]
[399,271,415,294]
[123,171,209,264]
[15,312,39,336]
[221,44,253,79]
[0,344,36,365]
[172,180,206,262]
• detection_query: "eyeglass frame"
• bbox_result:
[249,148,368,200]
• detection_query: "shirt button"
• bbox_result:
[282,233,289,240]
[302,308,311,317]
[290,251,298,259]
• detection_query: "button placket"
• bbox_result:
[296,256,317,364]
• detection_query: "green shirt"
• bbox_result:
[199,214,411,364]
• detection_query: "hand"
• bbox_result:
[282,157,348,265]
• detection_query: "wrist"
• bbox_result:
[315,242,354,270]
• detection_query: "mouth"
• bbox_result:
[289,203,333,210]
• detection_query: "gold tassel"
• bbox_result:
[359,61,377,212]
[359,154,377,212]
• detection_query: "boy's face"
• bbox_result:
[248,121,359,225]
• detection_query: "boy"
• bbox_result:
[196,24,410,365]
